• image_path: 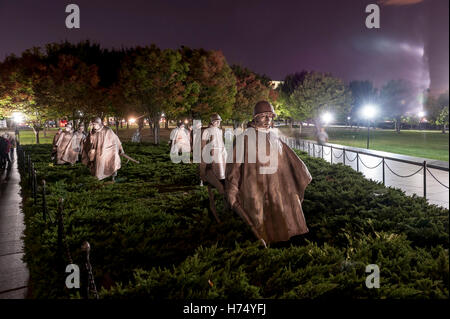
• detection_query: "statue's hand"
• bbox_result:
[88,149,96,161]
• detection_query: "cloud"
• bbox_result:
[378,0,425,6]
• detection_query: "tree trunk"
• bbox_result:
[43,123,47,137]
[165,118,169,129]
[137,118,144,134]
[443,124,447,133]
[115,117,120,134]
[153,117,160,145]
[120,120,123,129]
[32,125,40,144]
[395,116,401,133]
[126,121,129,130]
[289,118,293,128]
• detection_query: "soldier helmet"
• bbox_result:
[92,117,103,125]
[253,100,277,118]
[210,113,222,122]
[177,120,183,127]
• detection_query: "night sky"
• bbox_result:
[0,0,448,94]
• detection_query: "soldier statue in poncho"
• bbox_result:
[62,124,86,165]
[200,113,228,222]
[225,101,312,247]
[54,124,73,164]
[81,117,124,181]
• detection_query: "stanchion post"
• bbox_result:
[322,145,324,159]
[382,158,385,185]
[343,149,346,165]
[42,180,47,222]
[330,146,333,164]
[356,153,359,172]
[313,143,315,157]
[423,161,427,199]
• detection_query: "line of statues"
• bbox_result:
[52,117,123,181]
[52,100,312,246]
[169,100,312,246]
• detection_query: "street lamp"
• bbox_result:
[12,112,25,145]
[321,112,333,125]
[361,104,377,149]
[418,111,426,130]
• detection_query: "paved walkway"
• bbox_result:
[0,148,30,298]
[290,139,449,209]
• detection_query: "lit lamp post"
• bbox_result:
[12,112,25,145]
[418,111,425,130]
[361,105,377,149]
[321,112,333,126]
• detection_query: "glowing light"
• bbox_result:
[361,104,377,119]
[184,119,188,124]
[321,112,333,124]
[418,111,425,118]
[347,116,351,120]
[12,112,25,123]
[129,118,136,124]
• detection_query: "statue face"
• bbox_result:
[212,120,221,128]
[65,126,72,132]
[254,112,274,129]
[92,122,102,131]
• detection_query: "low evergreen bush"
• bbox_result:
[19,142,449,299]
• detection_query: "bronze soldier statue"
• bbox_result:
[225,101,312,247]
[55,124,73,164]
[200,113,227,222]
[62,124,86,165]
[81,117,124,181]
[51,128,63,161]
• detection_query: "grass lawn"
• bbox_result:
[12,126,450,161]
[281,127,449,162]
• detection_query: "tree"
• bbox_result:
[348,80,378,124]
[436,106,449,133]
[288,71,352,127]
[231,65,271,128]
[180,47,236,123]
[120,45,191,144]
[380,79,418,133]
[277,71,309,126]
[0,48,58,143]
[38,54,103,128]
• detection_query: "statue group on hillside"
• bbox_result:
[170,101,312,246]
[52,117,127,181]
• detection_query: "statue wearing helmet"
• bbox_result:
[225,101,312,247]
[81,117,124,180]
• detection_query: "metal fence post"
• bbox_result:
[42,180,47,222]
[330,146,333,164]
[356,153,359,172]
[33,167,37,204]
[313,143,315,157]
[322,145,324,159]
[382,158,385,185]
[343,149,346,165]
[423,161,427,199]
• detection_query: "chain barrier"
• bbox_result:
[426,168,449,189]
[344,152,358,162]
[384,162,423,178]
[322,148,331,156]
[358,157,383,170]
[331,150,344,159]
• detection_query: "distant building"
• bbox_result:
[270,81,283,89]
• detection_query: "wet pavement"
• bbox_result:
[291,139,449,209]
[0,148,30,298]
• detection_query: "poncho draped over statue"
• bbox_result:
[62,131,85,164]
[225,128,312,243]
[82,126,123,180]
[55,131,73,164]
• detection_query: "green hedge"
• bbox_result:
[19,142,449,299]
